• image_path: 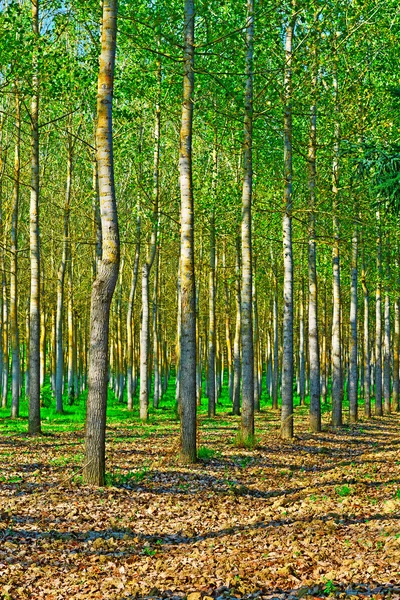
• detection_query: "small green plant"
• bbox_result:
[323,579,337,595]
[310,494,318,502]
[141,546,156,557]
[335,484,352,497]
[394,489,400,500]
[106,466,149,486]
[132,467,149,482]
[233,431,257,449]
[198,446,216,460]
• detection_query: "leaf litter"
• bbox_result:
[1,409,400,599]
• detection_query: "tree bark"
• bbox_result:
[179,0,197,463]
[307,50,321,431]
[223,241,233,402]
[281,6,295,439]
[361,250,371,418]
[2,275,8,408]
[10,90,21,418]
[349,222,358,423]
[331,64,342,428]
[29,0,41,435]
[139,54,161,421]
[393,297,400,412]
[232,236,241,415]
[84,0,119,486]
[126,212,140,410]
[240,0,255,440]
[56,139,72,413]
[375,211,383,416]
[383,284,391,414]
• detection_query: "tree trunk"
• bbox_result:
[349,222,358,423]
[240,0,255,441]
[253,276,260,411]
[362,251,371,418]
[299,280,305,406]
[179,0,197,463]
[383,246,391,414]
[281,6,295,439]
[10,91,21,418]
[208,208,216,417]
[307,51,321,431]
[67,266,75,404]
[232,235,241,415]
[153,247,160,408]
[331,64,342,428]
[56,141,72,413]
[2,275,8,408]
[223,241,233,402]
[393,297,400,412]
[126,213,140,410]
[375,211,383,416]
[272,267,279,410]
[29,0,41,435]
[84,0,119,486]
[139,81,160,422]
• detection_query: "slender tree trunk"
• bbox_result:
[299,280,305,406]
[50,309,56,393]
[179,0,197,463]
[56,140,72,413]
[153,247,160,408]
[2,275,8,408]
[281,6,295,439]
[240,0,255,440]
[331,64,342,428]
[307,52,321,431]
[223,242,233,402]
[383,285,391,414]
[233,236,241,415]
[0,113,4,403]
[272,268,279,410]
[362,251,371,418]
[383,242,391,414]
[139,55,161,421]
[67,266,75,404]
[375,211,383,416]
[253,274,260,411]
[208,208,216,417]
[126,213,140,410]
[84,0,119,486]
[10,91,21,418]
[29,0,41,435]
[393,297,400,412]
[349,222,358,423]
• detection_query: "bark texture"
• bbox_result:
[84,0,119,486]
[29,0,41,435]
[240,0,255,440]
[179,0,197,464]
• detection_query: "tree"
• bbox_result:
[84,0,119,486]
[240,0,255,442]
[281,3,296,440]
[29,0,41,435]
[179,0,197,464]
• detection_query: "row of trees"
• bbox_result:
[0,0,399,483]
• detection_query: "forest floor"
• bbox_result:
[1,383,400,600]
